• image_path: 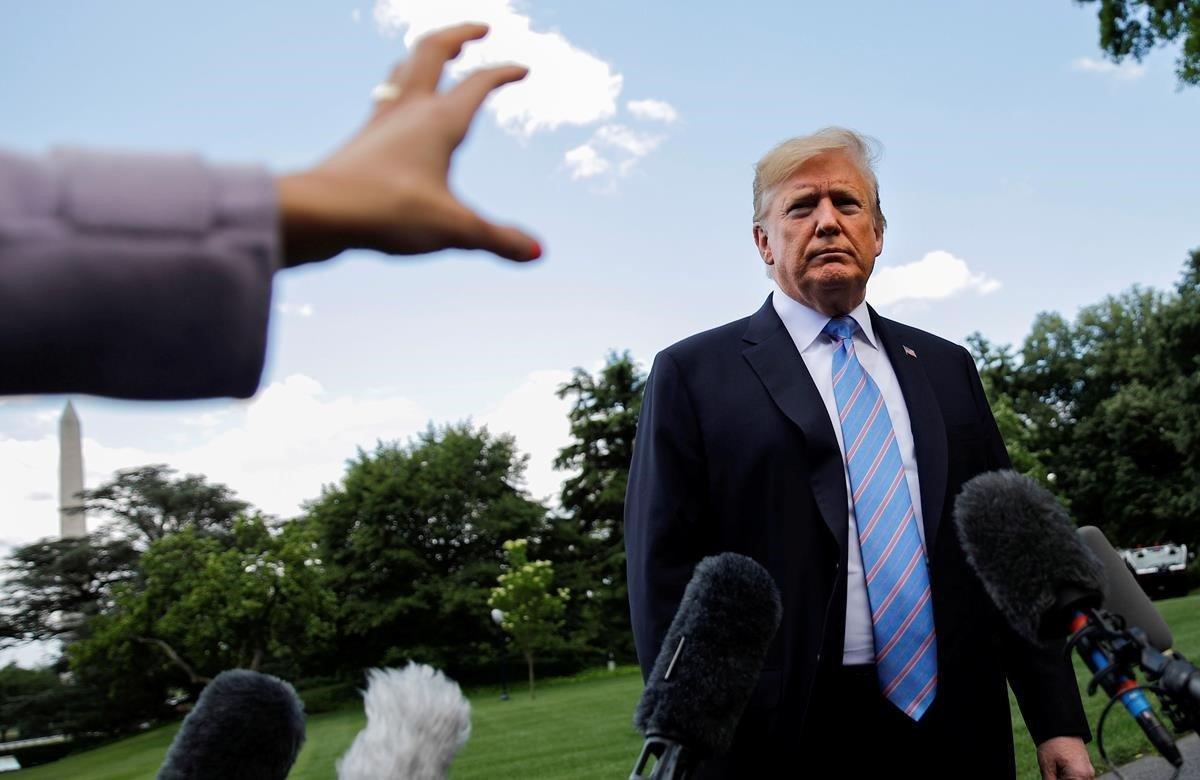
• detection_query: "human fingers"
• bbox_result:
[398,22,490,97]
[367,23,490,122]
[452,203,542,263]
[442,64,528,133]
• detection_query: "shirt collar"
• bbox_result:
[771,283,877,353]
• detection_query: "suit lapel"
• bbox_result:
[742,296,848,555]
[869,307,948,551]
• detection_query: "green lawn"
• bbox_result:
[13,594,1200,778]
[12,667,646,780]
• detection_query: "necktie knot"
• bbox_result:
[823,316,857,342]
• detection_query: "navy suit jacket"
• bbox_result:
[625,295,1089,776]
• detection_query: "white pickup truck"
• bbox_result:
[1118,543,1193,599]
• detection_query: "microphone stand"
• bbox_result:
[1065,607,1199,771]
[1121,626,1200,733]
[630,735,693,780]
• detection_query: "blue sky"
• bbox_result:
[2,0,1198,566]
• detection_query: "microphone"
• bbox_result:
[631,552,783,779]
[336,663,471,780]
[1076,525,1173,651]
[952,469,1106,642]
[953,470,1181,768]
[157,669,305,780]
[1075,527,1200,718]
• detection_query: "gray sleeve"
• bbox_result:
[0,146,280,400]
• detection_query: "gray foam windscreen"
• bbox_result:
[1077,525,1174,651]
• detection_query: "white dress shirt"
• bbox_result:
[771,285,926,665]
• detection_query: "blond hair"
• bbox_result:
[752,127,886,231]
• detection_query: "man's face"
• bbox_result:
[753,150,883,316]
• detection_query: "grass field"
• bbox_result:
[11,667,647,780]
[12,593,1200,778]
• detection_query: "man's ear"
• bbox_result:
[873,221,884,258]
[753,223,773,266]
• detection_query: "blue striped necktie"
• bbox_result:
[823,315,937,721]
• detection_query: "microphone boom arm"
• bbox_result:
[1066,607,1189,769]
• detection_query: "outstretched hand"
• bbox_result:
[279,23,541,266]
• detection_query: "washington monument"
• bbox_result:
[59,400,86,538]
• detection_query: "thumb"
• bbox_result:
[457,210,542,263]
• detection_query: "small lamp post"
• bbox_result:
[490,608,510,701]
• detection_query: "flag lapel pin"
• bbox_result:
[903,345,917,358]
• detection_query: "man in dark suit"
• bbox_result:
[625,128,1094,778]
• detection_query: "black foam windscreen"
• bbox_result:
[953,470,1105,643]
[157,669,305,780]
[1077,526,1174,651]
[633,552,782,757]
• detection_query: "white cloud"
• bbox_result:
[373,0,622,136]
[351,8,363,24]
[478,369,573,505]
[1071,56,1146,82]
[0,370,582,548]
[627,98,679,123]
[179,411,233,428]
[868,250,1001,307]
[0,396,39,407]
[0,640,58,670]
[170,375,427,518]
[0,376,427,546]
[594,124,664,157]
[370,3,681,184]
[276,302,315,317]
[564,143,611,180]
[563,124,664,182]
[1,435,66,547]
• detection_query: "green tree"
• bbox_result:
[70,515,335,712]
[1,466,248,649]
[75,516,332,679]
[0,532,138,646]
[84,464,248,548]
[0,467,329,735]
[488,539,569,698]
[1075,0,1200,87]
[973,250,1200,548]
[549,352,645,662]
[0,664,64,740]
[968,333,1052,483]
[1158,249,1200,528]
[307,423,548,679]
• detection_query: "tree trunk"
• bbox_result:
[136,637,212,685]
[525,650,536,699]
